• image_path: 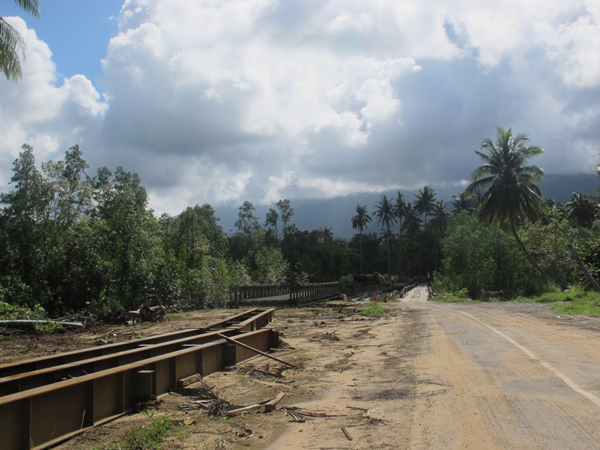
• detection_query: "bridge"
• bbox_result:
[229,282,341,307]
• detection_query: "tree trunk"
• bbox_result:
[398,221,402,278]
[387,229,392,279]
[510,220,552,282]
[568,244,600,294]
[359,231,363,275]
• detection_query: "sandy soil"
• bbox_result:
[3,288,600,449]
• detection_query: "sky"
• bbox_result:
[1,0,599,217]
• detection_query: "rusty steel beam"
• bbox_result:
[0,308,271,378]
[0,309,275,397]
[0,328,279,450]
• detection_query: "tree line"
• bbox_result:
[352,127,600,299]
[2,127,600,316]
[0,144,354,315]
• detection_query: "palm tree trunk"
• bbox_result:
[510,220,552,282]
[387,228,392,278]
[359,231,363,275]
[397,221,402,278]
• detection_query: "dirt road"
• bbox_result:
[268,289,600,449]
[10,288,600,449]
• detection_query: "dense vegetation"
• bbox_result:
[2,127,600,317]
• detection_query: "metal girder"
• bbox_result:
[0,308,271,378]
[0,328,278,450]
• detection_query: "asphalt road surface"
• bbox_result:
[404,292,600,449]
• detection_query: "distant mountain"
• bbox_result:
[213,173,598,239]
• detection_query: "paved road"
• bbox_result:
[405,300,600,449]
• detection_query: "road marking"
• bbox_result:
[459,311,480,321]
[459,311,600,408]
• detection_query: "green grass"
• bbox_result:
[430,292,474,303]
[357,301,386,318]
[433,285,600,317]
[512,286,600,317]
[167,312,182,317]
[552,300,600,317]
[95,412,183,450]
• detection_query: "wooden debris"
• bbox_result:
[263,392,286,412]
[341,427,353,441]
[346,406,369,412]
[226,403,262,416]
[178,373,202,388]
[281,406,344,421]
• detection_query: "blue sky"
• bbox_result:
[1,0,599,216]
[2,1,122,86]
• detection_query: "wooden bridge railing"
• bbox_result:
[230,282,340,307]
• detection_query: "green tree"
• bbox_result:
[466,126,550,281]
[434,213,538,298]
[1,0,40,80]
[429,200,450,236]
[276,199,294,235]
[394,192,407,277]
[265,208,279,238]
[235,201,260,238]
[414,185,436,226]
[0,144,52,305]
[565,192,597,228]
[451,191,476,215]
[374,195,396,278]
[402,203,422,235]
[351,204,371,275]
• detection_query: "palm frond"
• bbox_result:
[9,0,41,18]
[0,18,26,80]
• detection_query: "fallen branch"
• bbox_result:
[0,319,83,328]
[263,392,286,412]
[341,427,353,441]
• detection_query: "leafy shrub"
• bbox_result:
[435,213,542,299]
[96,412,180,450]
[357,301,386,318]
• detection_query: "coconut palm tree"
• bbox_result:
[565,192,598,228]
[394,191,407,278]
[414,185,436,226]
[451,191,476,215]
[466,126,550,281]
[351,204,372,275]
[374,195,397,278]
[429,200,450,236]
[402,203,422,235]
[1,0,40,81]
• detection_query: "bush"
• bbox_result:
[434,213,543,299]
[357,301,386,318]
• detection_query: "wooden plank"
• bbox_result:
[177,373,201,388]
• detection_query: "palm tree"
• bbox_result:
[414,185,436,226]
[394,191,407,278]
[402,203,423,235]
[1,0,40,81]
[466,126,550,281]
[429,200,450,236]
[451,191,476,215]
[565,192,598,228]
[374,195,397,278]
[351,204,372,275]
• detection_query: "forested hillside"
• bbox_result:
[2,136,600,317]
